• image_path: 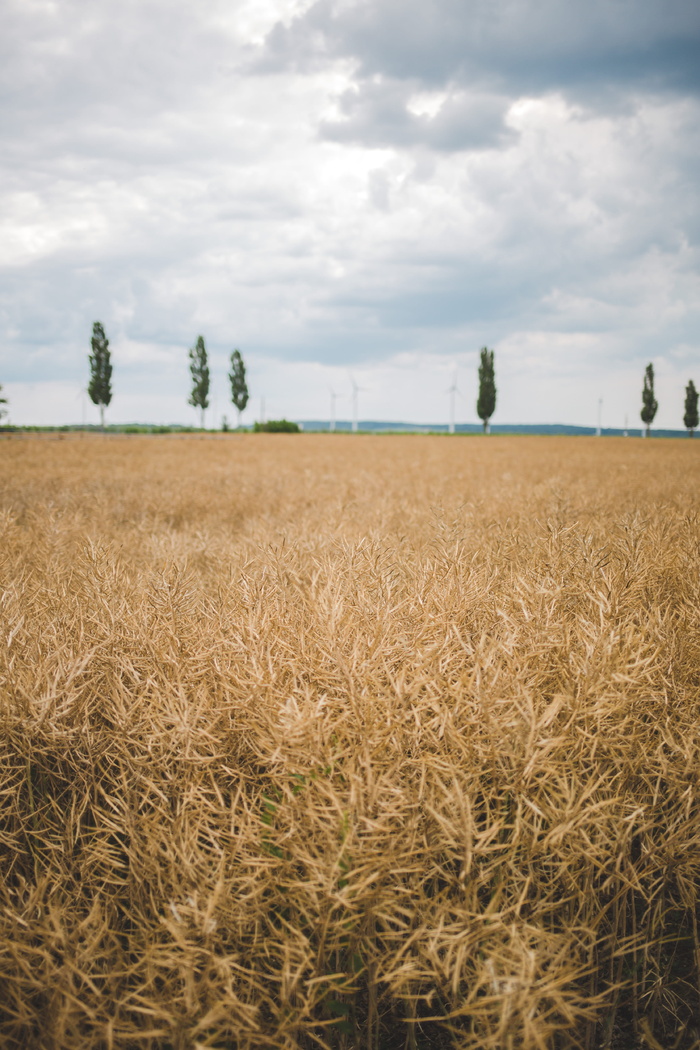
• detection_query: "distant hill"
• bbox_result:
[299,421,692,438]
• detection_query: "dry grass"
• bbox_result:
[1,433,699,1050]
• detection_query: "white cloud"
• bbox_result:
[406,90,448,120]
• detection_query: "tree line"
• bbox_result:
[639,363,698,437]
[186,335,249,430]
[3,325,697,435]
[86,325,249,432]
[84,328,699,436]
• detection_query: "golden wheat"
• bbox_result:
[1,433,699,1050]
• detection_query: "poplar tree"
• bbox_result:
[476,347,496,433]
[88,321,112,430]
[640,363,658,437]
[684,379,699,437]
[0,384,8,422]
[188,335,210,429]
[229,348,249,428]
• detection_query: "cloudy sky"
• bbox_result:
[2,0,699,429]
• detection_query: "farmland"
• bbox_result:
[1,433,700,1049]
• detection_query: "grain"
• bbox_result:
[1,434,699,1049]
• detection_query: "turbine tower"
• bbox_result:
[329,388,338,432]
[447,371,460,435]
[350,375,366,433]
[596,397,603,437]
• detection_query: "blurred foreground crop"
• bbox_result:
[1,433,699,1050]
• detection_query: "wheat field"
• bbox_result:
[1,433,699,1050]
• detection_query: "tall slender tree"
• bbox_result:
[88,322,112,430]
[684,379,699,437]
[229,349,249,428]
[0,384,8,422]
[476,347,496,434]
[188,335,210,429]
[640,363,658,437]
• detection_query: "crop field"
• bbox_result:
[1,433,700,1050]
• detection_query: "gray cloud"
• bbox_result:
[320,79,514,151]
[255,0,700,155]
[260,0,700,99]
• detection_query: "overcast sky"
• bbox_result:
[2,0,699,428]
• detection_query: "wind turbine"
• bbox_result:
[349,375,366,433]
[447,370,460,434]
[596,397,603,437]
[329,387,339,432]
